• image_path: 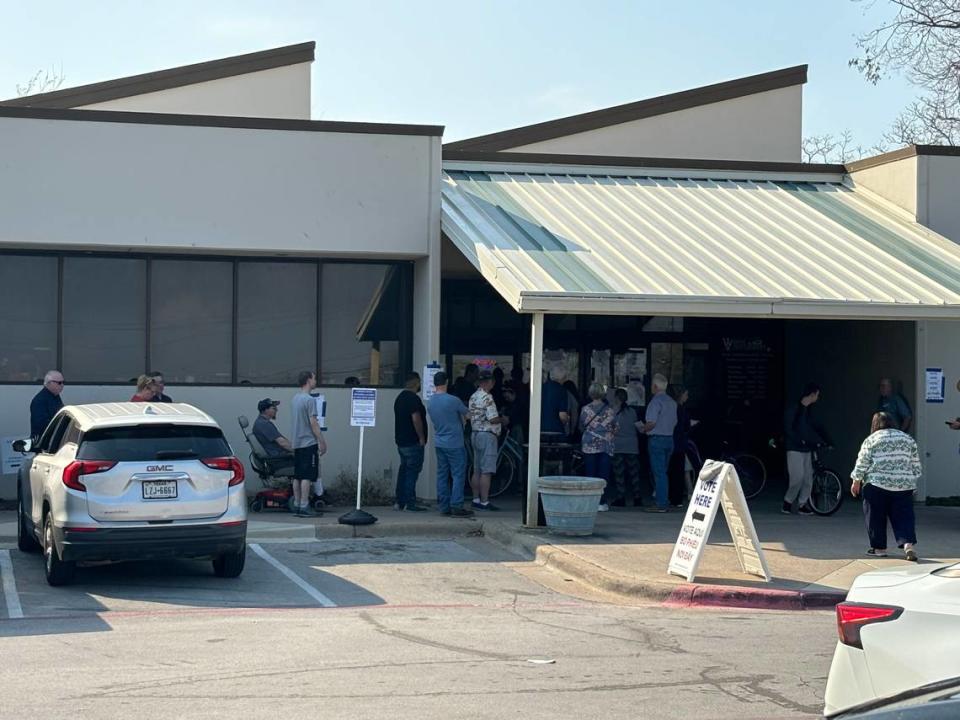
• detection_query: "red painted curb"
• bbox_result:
[664,583,845,611]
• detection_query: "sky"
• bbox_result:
[0,0,919,149]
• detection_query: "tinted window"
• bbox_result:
[321,264,402,386]
[151,260,233,383]
[63,257,147,382]
[63,422,81,448]
[237,262,317,385]
[43,415,69,454]
[78,425,231,462]
[0,256,58,382]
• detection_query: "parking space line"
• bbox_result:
[0,549,24,619]
[248,543,337,608]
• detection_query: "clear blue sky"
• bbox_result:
[0,0,917,148]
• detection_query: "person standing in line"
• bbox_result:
[452,364,479,405]
[426,372,474,518]
[469,370,509,512]
[782,382,831,516]
[851,412,922,561]
[393,372,428,512]
[642,374,678,513]
[579,383,618,512]
[30,370,65,441]
[668,385,692,508]
[130,375,159,402]
[148,371,173,402]
[877,378,912,433]
[540,366,571,435]
[610,388,642,507]
[291,370,327,517]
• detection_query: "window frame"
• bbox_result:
[0,250,414,388]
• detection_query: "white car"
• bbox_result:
[16,403,247,586]
[824,561,960,717]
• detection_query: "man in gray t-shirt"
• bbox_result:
[289,371,327,516]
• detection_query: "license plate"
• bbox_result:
[142,479,177,500]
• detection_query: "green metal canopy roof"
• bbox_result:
[441,165,960,319]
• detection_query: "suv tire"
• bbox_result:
[17,492,40,553]
[43,514,76,586]
[213,546,246,578]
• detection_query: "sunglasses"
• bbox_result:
[50,380,64,385]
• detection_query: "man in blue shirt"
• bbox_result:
[30,370,65,440]
[427,372,474,518]
[877,378,912,432]
[541,366,571,435]
[642,374,678,512]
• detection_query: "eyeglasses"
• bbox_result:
[50,380,64,386]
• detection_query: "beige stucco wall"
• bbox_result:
[74,63,312,120]
[918,155,960,243]
[848,156,918,217]
[0,116,438,258]
[503,86,803,162]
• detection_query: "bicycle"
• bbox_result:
[807,447,844,516]
[688,439,767,500]
[465,431,526,499]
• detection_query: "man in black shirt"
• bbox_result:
[452,364,479,405]
[148,371,173,402]
[30,370,65,440]
[394,372,428,512]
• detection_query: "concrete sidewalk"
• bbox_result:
[3,498,957,611]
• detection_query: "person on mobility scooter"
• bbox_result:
[239,398,325,513]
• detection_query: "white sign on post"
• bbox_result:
[422,364,442,403]
[668,460,771,583]
[350,388,377,428]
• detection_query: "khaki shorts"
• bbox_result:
[471,432,498,474]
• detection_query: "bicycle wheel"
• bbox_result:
[489,451,516,498]
[809,469,844,516]
[730,453,766,500]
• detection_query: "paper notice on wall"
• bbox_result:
[423,364,442,403]
[311,393,328,431]
[925,368,945,403]
[1,435,28,475]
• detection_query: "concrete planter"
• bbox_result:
[538,476,606,536]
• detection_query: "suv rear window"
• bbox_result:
[78,424,232,462]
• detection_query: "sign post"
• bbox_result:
[338,388,378,528]
[668,460,770,583]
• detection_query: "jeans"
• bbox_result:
[647,435,674,509]
[395,444,424,509]
[435,446,467,512]
[583,452,612,502]
[610,453,640,503]
[862,483,917,550]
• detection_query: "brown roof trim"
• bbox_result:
[443,149,844,175]
[0,105,443,137]
[845,144,960,172]
[1,41,316,109]
[445,65,808,152]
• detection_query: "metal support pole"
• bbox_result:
[525,312,545,528]
[356,425,365,510]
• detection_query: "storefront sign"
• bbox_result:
[721,336,774,402]
[668,460,770,583]
[422,364,442,403]
[925,368,945,403]
[1,435,28,475]
[350,388,377,428]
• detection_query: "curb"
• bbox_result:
[482,520,846,611]
[313,516,485,540]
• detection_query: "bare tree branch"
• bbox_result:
[15,66,66,97]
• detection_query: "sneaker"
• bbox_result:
[392,502,404,511]
[798,503,814,516]
[641,506,668,513]
[479,502,500,511]
[781,501,792,515]
[471,499,484,510]
[299,505,318,517]
[866,548,888,558]
[905,547,918,562]
[405,505,428,512]
[439,507,451,516]
[449,507,474,518]
[597,503,610,512]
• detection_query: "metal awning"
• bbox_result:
[441,166,960,319]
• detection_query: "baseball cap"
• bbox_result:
[258,398,280,412]
[478,370,494,382]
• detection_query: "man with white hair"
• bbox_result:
[642,374,678,512]
[540,365,571,435]
[30,370,65,440]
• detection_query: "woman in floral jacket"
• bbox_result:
[851,412,922,561]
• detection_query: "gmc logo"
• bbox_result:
[147,465,174,472]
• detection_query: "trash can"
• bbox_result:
[537,476,606,536]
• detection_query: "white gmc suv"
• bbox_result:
[16,403,247,586]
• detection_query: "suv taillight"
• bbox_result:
[62,460,117,491]
[836,602,903,649]
[201,457,245,486]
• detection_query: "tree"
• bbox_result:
[15,65,65,97]
[801,130,888,163]
[851,0,960,145]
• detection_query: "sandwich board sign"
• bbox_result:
[668,460,771,583]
